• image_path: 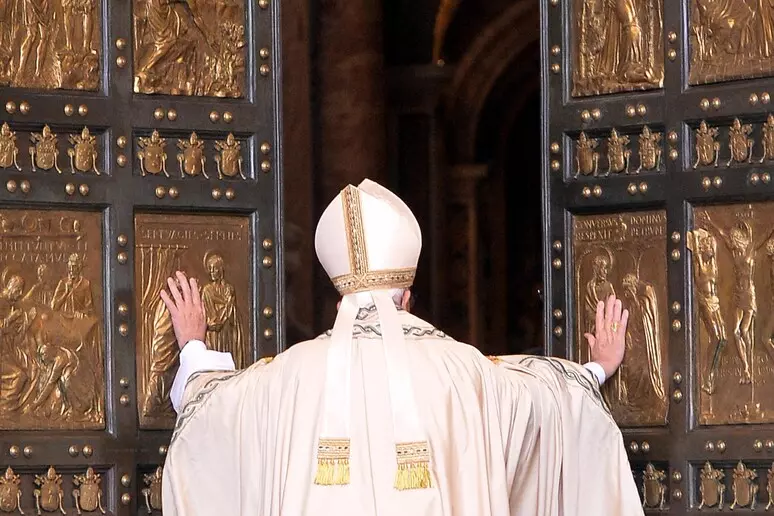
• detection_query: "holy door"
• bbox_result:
[542,0,774,512]
[0,1,284,514]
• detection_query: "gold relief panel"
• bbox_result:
[689,203,774,425]
[573,210,669,427]
[573,127,664,179]
[0,123,104,175]
[0,0,101,89]
[690,117,774,170]
[731,461,758,509]
[0,467,22,514]
[34,466,65,514]
[698,462,726,509]
[137,131,248,180]
[135,214,251,429]
[141,466,163,512]
[73,466,106,514]
[640,463,667,510]
[0,210,105,430]
[133,1,246,97]
[571,0,664,97]
[690,0,774,85]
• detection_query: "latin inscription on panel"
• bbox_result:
[573,210,668,426]
[572,0,664,97]
[0,0,101,90]
[135,214,251,429]
[133,1,246,97]
[690,1,774,85]
[689,203,774,425]
[0,210,104,430]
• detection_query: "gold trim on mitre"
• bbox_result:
[330,185,416,296]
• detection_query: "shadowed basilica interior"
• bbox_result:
[283,0,543,357]
[2,0,774,512]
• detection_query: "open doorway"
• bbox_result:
[473,49,542,356]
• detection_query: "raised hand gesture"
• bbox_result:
[584,294,629,379]
[160,271,207,349]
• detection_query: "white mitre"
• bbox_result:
[315,178,421,295]
[313,179,431,490]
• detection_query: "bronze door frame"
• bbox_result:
[0,0,285,514]
[542,0,774,512]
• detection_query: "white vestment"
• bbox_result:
[162,307,643,515]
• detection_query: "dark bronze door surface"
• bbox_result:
[543,0,774,512]
[0,1,284,514]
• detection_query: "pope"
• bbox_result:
[160,179,642,515]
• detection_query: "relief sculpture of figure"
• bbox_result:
[143,279,183,419]
[23,264,55,308]
[600,0,646,80]
[63,0,97,55]
[25,331,81,420]
[693,0,756,58]
[690,0,763,83]
[134,0,245,97]
[762,239,774,356]
[48,253,103,422]
[51,254,94,318]
[16,0,56,85]
[583,254,616,361]
[621,273,665,403]
[0,0,13,83]
[3,0,99,90]
[158,179,643,515]
[0,275,38,415]
[697,212,774,388]
[134,0,199,95]
[575,0,662,95]
[687,228,729,395]
[760,0,774,57]
[201,253,245,369]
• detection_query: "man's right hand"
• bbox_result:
[160,271,207,349]
[584,294,629,379]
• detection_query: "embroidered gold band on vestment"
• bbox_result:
[314,438,351,486]
[394,441,432,490]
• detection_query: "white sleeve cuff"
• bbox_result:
[170,340,236,413]
[583,362,606,386]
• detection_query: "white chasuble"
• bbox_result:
[162,310,643,516]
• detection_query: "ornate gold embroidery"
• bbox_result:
[332,186,416,295]
[314,438,351,486]
[332,268,416,295]
[395,441,432,490]
[342,186,367,276]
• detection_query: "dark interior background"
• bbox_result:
[282,0,543,355]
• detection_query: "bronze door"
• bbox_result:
[0,0,283,514]
[542,0,774,512]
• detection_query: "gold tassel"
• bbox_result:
[314,438,351,486]
[394,462,432,490]
[394,441,432,490]
[333,459,351,485]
